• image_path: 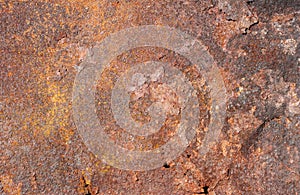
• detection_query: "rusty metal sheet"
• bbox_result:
[1,0,299,194]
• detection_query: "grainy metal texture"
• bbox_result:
[1,0,299,194]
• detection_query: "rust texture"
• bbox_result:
[1,0,299,194]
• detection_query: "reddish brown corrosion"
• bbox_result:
[1,0,299,194]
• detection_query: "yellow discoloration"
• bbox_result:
[98,165,111,174]
[83,168,92,185]
[221,140,229,157]
[78,168,93,194]
[17,0,138,144]
[1,175,22,195]
[255,147,262,154]
[44,71,72,142]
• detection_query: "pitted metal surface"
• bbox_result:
[1,0,299,194]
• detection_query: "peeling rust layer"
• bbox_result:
[1,0,299,194]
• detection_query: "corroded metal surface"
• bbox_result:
[1,0,299,194]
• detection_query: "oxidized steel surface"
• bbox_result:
[1,0,299,194]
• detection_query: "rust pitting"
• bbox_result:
[1,0,299,194]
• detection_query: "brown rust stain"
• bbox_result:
[1,0,299,194]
